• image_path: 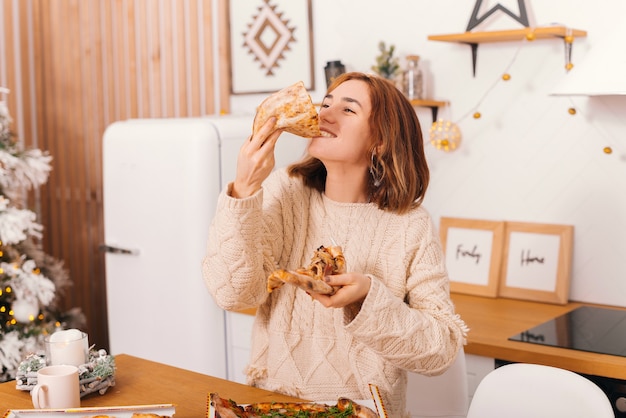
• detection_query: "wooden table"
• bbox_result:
[1,354,303,417]
[451,293,626,380]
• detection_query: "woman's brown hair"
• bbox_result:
[288,72,429,214]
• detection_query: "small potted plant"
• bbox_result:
[371,41,400,81]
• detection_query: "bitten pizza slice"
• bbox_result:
[252,80,321,138]
[267,245,346,295]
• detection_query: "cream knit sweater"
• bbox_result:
[203,169,467,418]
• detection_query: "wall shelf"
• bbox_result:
[410,99,448,122]
[428,26,587,76]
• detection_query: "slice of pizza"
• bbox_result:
[209,393,379,418]
[267,245,346,295]
[252,80,321,138]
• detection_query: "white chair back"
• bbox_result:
[466,363,614,418]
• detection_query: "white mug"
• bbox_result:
[31,365,80,409]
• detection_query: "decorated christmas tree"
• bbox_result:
[0,88,84,382]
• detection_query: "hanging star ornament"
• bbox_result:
[466,0,530,32]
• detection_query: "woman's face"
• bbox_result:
[309,79,374,169]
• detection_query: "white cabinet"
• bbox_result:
[465,354,495,403]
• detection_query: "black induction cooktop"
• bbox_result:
[509,305,626,357]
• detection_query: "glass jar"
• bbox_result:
[402,55,424,100]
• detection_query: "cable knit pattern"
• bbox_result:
[203,169,468,418]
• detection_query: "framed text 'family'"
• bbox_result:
[227,0,315,94]
[440,217,505,297]
[499,222,574,305]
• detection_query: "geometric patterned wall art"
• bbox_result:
[229,0,315,93]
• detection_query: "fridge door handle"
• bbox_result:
[99,244,140,255]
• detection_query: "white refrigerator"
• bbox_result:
[102,115,306,378]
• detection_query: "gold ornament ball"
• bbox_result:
[565,62,574,71]
[429,120,462,152]
[603,147,613,154]
[473,112,481,119]
[564,35,574,44]
[502,73,511,81]
[568,107,576,115]
[525,32,536,41]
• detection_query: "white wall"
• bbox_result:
[227,0,626,308]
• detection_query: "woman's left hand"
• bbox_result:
[308,272,371,308]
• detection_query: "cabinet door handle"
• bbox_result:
[99,244,139,256]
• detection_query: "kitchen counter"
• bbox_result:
[451,293,626,380]
[237,293,626,381]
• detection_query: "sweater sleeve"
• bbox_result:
[344,211,468,376]
[202,171,289,311]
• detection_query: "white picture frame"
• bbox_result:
[440,217,505,297]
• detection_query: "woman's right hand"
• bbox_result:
[231,117,281,198]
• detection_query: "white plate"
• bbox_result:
[5,404,176,417]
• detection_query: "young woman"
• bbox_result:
[203,72,467,418]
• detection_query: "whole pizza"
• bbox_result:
[209,393,379,418]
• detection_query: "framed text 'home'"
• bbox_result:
[499,221,574,305]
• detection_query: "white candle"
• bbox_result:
[47,329,88,366]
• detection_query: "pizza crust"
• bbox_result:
[252,81,321,138]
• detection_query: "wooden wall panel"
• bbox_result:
[0,0,221,350]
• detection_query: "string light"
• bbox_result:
[430,119,462,152]
[429,25,621,157]
[564,97,621,156]
[452,34,527,128]
[428,36,524,151]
